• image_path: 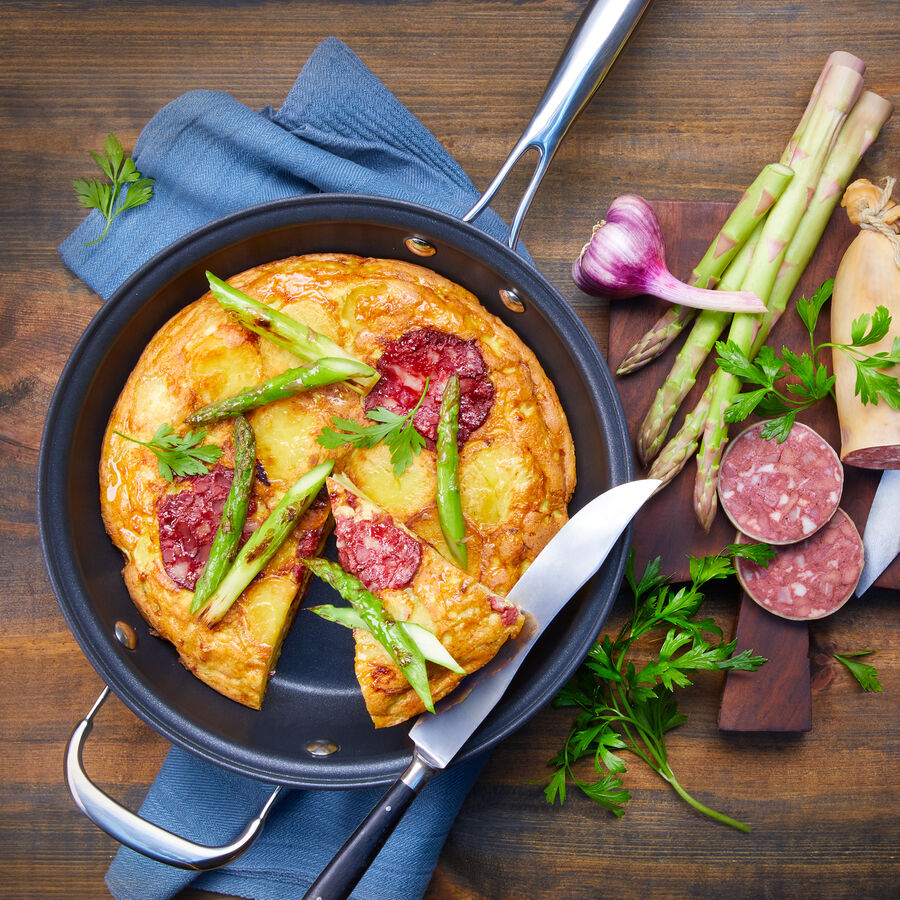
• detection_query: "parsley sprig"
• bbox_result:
[715,279,900,442]
[316,379,429,477]
[545,544,772,831]
[834,650,883,693]
[114,423,223,482]
[73,133,154,245]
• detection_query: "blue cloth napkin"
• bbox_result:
[59,36,516,298]
[58,36,511,900]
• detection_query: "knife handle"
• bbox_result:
[302,752,436,900]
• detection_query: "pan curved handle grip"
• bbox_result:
[302,752,436,900]
[464,0,654,250]
[65,686,283,870]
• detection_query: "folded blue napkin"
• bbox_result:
[59,36,514,900]
[60,36,516,298]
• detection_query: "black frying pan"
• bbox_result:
[38,0,651,870]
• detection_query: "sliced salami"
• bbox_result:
[735,509,864,621]
[157,465,234,590]
[842,444,900,469]
[718,422,843,545]
[364,328,495,446]
[334,512,422,593]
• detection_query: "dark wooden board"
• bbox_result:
[718,593,812,731]
[609,199,900,590]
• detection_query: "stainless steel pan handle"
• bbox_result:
[65,687,284,870]
[463,0,653,250]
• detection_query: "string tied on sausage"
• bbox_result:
[843,176,900,266]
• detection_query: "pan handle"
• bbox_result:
[463,0,653,250]
[65,686,284,870]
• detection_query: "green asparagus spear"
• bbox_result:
[647,88,891,495]
[694,64,863,531]
[750,91,894,355]
[616,161,794,375]
[191,416,256,613]
[186,358,377,427]
[435,374,467,569]
[303,556,435,712]
[197,460,334,626]
[205,272,377,393]
[636,221,763,465]
[310,604,465,674]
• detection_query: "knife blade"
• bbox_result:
[303,478,658,900]
[856,469,900,596]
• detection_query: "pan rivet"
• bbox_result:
[500,288,525,313]
[405,237,437,257]
[305,739,340,757]
[113,621,138,650]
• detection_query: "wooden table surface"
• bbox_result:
[2,1,898,898]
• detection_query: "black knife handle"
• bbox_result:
[302,754,436,900]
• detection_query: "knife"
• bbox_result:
[302,478,658,900]
[856,469,900,596]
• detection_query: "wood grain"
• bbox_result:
[1,2,898,899]
[718,594,812,732]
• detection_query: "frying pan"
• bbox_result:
[39,0,651,869]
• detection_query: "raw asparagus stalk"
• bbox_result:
[435,374,467,569]
[186,357,377,426]
[781,52,866,166]
[616,163,794,375]
[206,272,377,393]
[303,557,434,712]
[693,64,864,531]
[752,91,894,354]
[197,460,334,626]
[310,604,465,674]
[191,416,256,613]
[646,88,891,493]
[616,53,864,376]
[636,220,764,464]
[646,379,715,488]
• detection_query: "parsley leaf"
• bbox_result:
[73,133,154,244]
[316,379,429,476]
[833,650,883,693]
[113,423,222,482]
[546,545,768,831]
[716,279,900,441]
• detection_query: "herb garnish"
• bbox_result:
[73,133,154,245]
[317,379,429,477]
[545,544,772,831]
[114,423,223,482]
[834,650,883,693]
[715,279,900,442]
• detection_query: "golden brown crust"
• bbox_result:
[100,253,575,710]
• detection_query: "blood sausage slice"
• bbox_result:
[718,422,843,545]
[333,506,422,592]
[365,328,495,446]
[735,509,864,621]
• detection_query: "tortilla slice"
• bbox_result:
[325,474,524,728]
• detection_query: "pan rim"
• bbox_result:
[39,192,633,787]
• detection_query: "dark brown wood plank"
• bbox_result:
[718,594,812,732]
[2,2,898,899]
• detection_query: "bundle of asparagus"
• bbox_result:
[617,53,893,531]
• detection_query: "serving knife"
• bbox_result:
[856,469,900,596]
[302,478,659,900]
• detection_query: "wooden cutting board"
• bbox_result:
[607,199,898,732]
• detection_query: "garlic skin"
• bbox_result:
[572,194,766,313]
